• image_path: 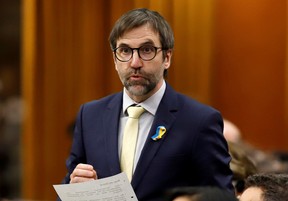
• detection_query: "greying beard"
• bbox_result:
[124,80,156,96]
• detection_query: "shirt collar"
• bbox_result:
[122,81,166,115]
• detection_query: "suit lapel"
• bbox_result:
[131,84,178,188]
[103,93,123,175]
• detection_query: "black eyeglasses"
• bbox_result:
[113,45,165,62]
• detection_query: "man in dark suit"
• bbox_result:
[61,8,234,201]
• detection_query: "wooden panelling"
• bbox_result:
[21,0,112,199]
[22,0,38,197]
[171,0,214,103]
[212,0,287,151]
[286,1,288,143]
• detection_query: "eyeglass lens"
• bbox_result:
[115,45,159,62]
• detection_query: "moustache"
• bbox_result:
[127,69,148,79]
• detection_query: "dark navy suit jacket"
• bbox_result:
[61,84,234,201]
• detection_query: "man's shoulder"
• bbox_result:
[164,84,220,117]
[82,91,123,109]
[173,92,219,114]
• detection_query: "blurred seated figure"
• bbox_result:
[0,96,22,199]
[223,119,241,144]
[165,186,238,201]
[223,119,288,174]
[228,141,257,196]
[239,173,288,201]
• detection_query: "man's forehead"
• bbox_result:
[116,25,160,45]
[117,39,156,47]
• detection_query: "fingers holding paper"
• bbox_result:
[70,163,97,183]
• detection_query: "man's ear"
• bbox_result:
[113,54,118,70]
[164,50,173,69]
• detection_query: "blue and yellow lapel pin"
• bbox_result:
[151,126,166,141]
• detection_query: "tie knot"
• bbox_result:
[127,106,145,119]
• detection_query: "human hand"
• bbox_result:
[70,163,97,183]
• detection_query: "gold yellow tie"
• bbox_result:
[121,106,145,181]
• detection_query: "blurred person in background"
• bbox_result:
[165,186,238,201]
[0,67,23,199]
[239,173,288,201]
[228,141,257,196]
[223,119,288,174]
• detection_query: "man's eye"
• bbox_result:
[141,46,154,54]
[119,47,131,54]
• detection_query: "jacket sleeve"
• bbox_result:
[192,110,234,193]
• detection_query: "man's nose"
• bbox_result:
[130,50,143,67]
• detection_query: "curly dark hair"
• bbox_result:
[245,173,288,201]
[165,186,238,201]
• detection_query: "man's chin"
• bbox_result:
[126,85,148,96]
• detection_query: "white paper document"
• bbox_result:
[53,172,138,201]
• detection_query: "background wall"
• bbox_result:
[21,0,288,200]
[213,0,287,151]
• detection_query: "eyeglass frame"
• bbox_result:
[113,45,167,62]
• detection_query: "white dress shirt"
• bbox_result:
[118,81,166,173]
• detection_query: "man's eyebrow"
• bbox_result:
[117,40,156,48]
[117,43,129,47]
